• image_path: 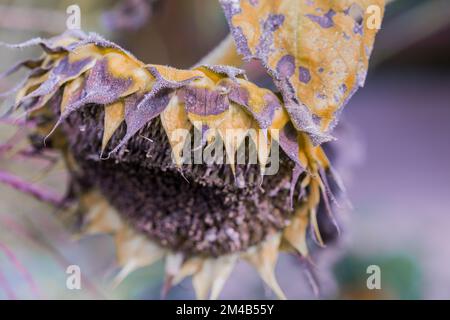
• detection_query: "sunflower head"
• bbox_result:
[2,30,342,299]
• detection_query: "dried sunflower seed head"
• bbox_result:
[2,31,342,299]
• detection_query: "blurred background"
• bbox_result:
[0,0,449,299]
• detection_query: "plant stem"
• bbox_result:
[195,34,243,67]
[0,170,66,208]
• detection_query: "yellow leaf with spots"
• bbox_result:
[220,0,385,143]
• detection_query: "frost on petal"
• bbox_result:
[145,65,203,99]
[221,78,279,129]
[71,32,137,59]
[219,0,385,143]
[22,56,95,101]
[109,90,171,154]
[278,122,301,166]
[181,86,229,117]
[196,64,246,83]
[0,58,44,80]
[44,57,133,140]
[0,30,87,53]
[62,57,133,117]
[2,29,343,299]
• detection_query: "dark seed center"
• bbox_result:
[60,104,298,256]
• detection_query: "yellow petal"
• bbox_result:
[68,43,104,63]
[209,255,237,300]
[235,78,276,118]
[254,126,271,175]
[104,51,153,95]
[102,101,125,153]
[61,77,85,114]
[172,258,204,286]
[283,206,309,256]
[244,234,286,300]
[269,107,290,132]
[149,64,204,83]
[217,104,254,173]
[188,102,253,173]
[84,202,122,235]
[77,191,122,235]
[192,255,238,300]
[113,226,165,286]
[165,252,184,277]
[313,145,331,169]
[160,95,192,167]
[15,72,50,104]
[310,207,324,247]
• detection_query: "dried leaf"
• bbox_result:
[220,0,385,143]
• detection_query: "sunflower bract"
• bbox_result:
[3,31,341,299]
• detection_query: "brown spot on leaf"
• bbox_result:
[298,66,311,84]
[276,55,295,79]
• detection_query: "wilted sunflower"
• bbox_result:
[0,30,342,299]
[0,0,385,299]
